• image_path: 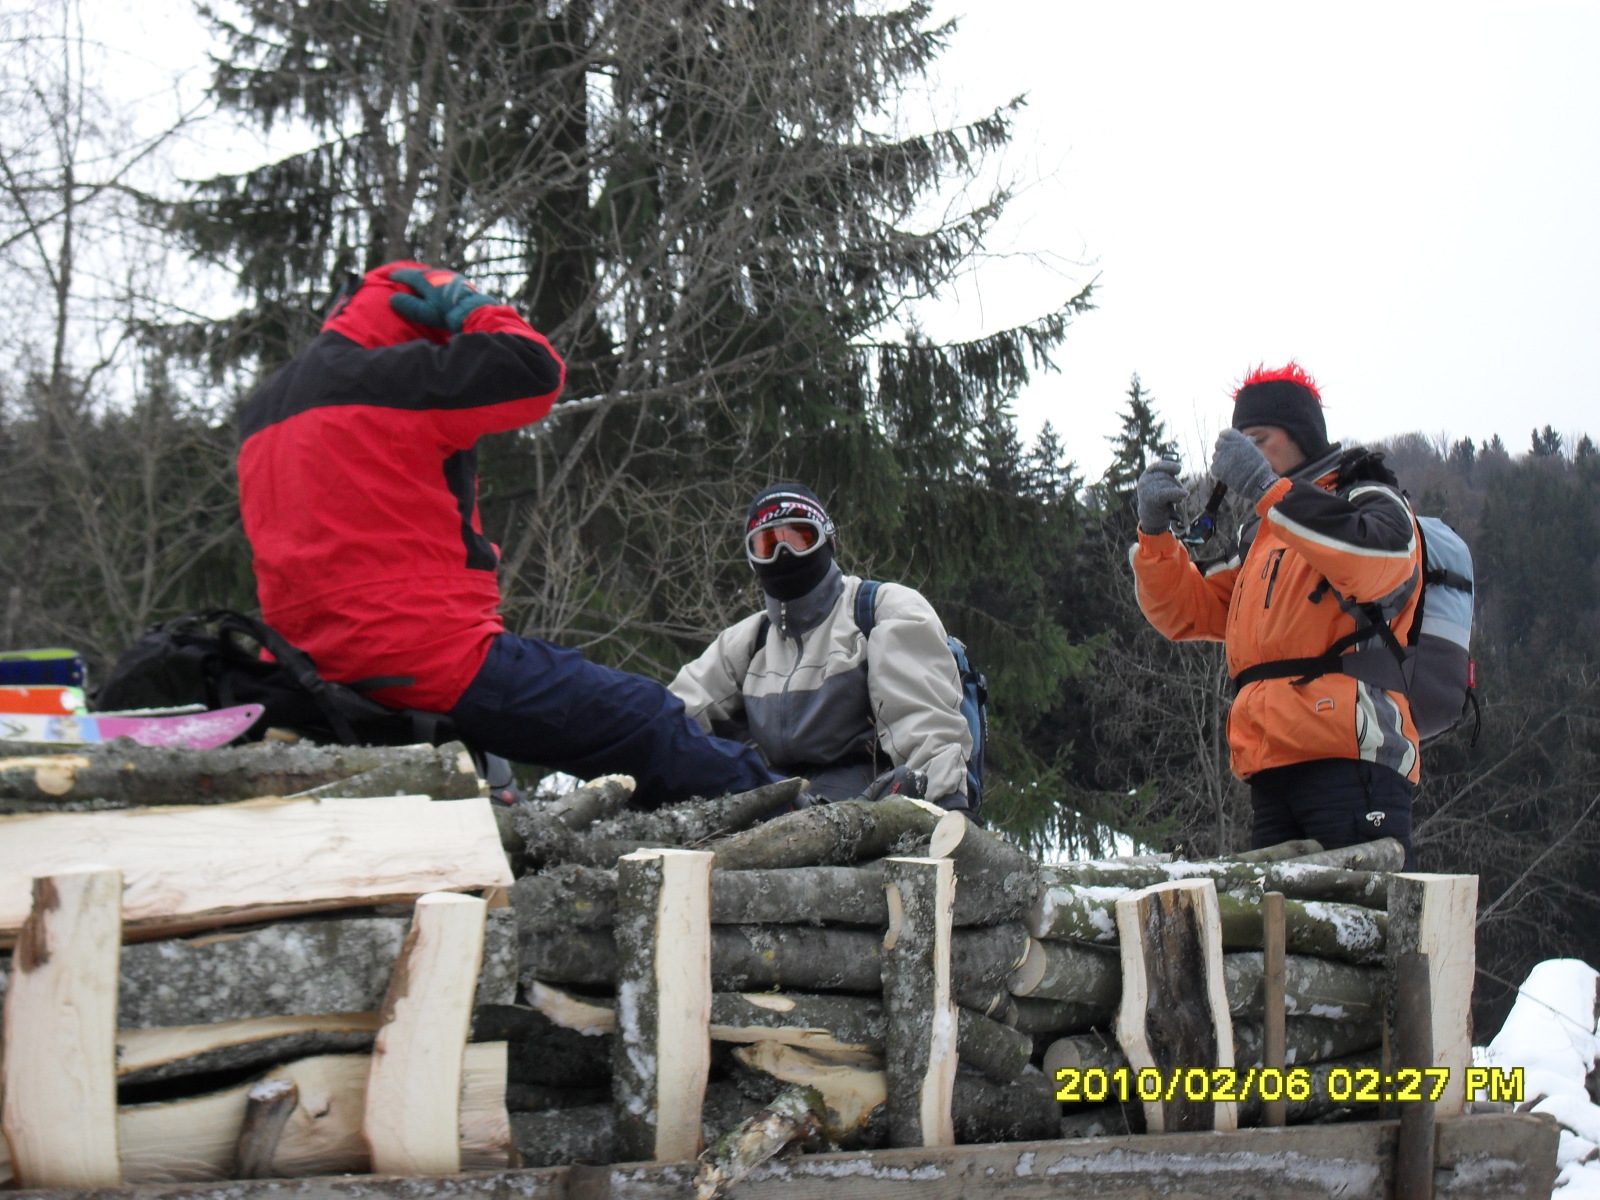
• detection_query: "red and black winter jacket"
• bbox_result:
[237,262,565,712]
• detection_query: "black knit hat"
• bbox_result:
[745,483,837,602]
[1231,362,1330,459]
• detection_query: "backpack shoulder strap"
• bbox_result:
[855,580,882,637]
[753,616,771,655]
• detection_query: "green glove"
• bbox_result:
[389,267,498,333]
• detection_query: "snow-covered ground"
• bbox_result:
[1478,959,1600,1194]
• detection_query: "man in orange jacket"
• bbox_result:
[1131,363,1423,865]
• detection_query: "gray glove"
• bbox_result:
[1210,429,1278,499]
[1135,459,1189,534]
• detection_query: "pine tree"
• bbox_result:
[1100,374,1178,496]
[1531,425,1565,458]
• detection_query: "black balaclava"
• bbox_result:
[746,482,837,602]
[1231,364,1330,460]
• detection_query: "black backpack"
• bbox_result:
[95,610,457,747]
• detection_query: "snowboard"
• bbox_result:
[0,685,88,715]
[0,704,264,750]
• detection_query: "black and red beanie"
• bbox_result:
[1231,362,1329,459]
[746,483,836,543]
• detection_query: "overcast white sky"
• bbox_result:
[91,1,1600,478]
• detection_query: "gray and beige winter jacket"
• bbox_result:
[668,566,973,805]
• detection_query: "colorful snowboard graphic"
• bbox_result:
[0,648,87,688]
[0,704,264,750]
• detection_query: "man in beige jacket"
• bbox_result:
[669,483,975,813]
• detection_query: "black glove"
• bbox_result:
[859,765,928,803]
[389,267,498,333]
[1135,459,1189,534]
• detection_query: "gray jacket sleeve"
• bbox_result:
[864,583,973,805]
[668,611,765,734]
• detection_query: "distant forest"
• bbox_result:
[2,0,1595,1036]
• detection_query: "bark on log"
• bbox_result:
[1113,880,1236,1133]
[364,892,486,1176]
[594,778,806,844]
[1008,938,1120,1010]
[711,992,883,1053]
[1235,1049,1383,1127]
[692,1086,826,1200]
[708,797,944,870]
[881,857,956,1148]
[510,804,674,870]
[713,866,887,926]
[2,868,123,1188]
[472,1005,613,1090]
[546,776,636,830]
[1284,838,1406,873]
[1387,873,1479,1118]
[956,1008,1035,1085]
[952,1072,1060,1145]
[1010,996,1111,1037]
[613,848,713,1163]
[513,864,618,931]
[510,1103,615,1168]
[235,1080,297,1179]
[1033,860,1388,909]
[505,1082,611,1114]
[929,813,1040,925]
[1024,884,1123,943]
[0,795,512,946]
[1217,892,1388,966]
[520,926,618,987]
[0,741,480,812]
[711,926,884,994]
[951,923,1031,1015]
[116,1015,381,1087]
[1223,952,1385,1022]
[1218,840,1325,863]
[4,910,515,1036]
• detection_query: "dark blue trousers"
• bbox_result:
[1249,757,1418,869]
[449,632,780,808]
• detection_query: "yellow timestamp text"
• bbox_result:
[1054,1066,1480,1105]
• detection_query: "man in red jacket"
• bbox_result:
[237,261,779,805]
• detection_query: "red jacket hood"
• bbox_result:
[322,260,451,349]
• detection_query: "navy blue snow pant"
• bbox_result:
[449,632,780,808]
[1248,757,1418,869]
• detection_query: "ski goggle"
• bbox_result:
[745,518,829,564]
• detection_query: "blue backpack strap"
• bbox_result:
[855,580,882,637]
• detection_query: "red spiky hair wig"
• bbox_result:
[1231,360,1330,457]
[1233,360,1321,403]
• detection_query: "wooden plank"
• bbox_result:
[1,867,123,1188]
[112,1044,510,1183]
[363,892,487,1176]
[1262,890,1287,1127]
[880,856,956,1148]
[1394,951,1437,1200]
[613,847,713,1163]
[1388,873,1478,1117]
[1114,878,1236,1133]
[0,1112,1563,1200]
[0,796,512,946]
[117,1013,382,1076]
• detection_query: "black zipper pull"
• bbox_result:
[1264,549,1286,608]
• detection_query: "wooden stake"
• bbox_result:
[1113,879,1236,1133]
[880,856,956,1148]
[1,866,123,1188]
[1261,891,1287,1128]
[1388,873,1478,1117]
[614,847,714,1163]
[235,1079,297,1179]
[363,891,487,1176]
[1394,951,1436,1200]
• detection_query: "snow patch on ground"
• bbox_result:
[1480,959,1600,1193]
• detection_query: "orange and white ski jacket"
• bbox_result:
[1131,450,1424,782]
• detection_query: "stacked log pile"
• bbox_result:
[502,779,1471,1168]
[0,738,1480,1186]
[0,765,517,1188]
